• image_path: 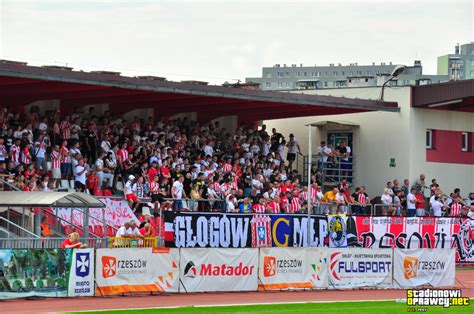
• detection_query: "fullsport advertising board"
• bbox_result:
[328,248,393,289]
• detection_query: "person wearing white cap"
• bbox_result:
[124,174,140,211]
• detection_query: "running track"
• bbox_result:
[2,270,473,313]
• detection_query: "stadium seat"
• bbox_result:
[94,225,105,237]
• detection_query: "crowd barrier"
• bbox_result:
[0,247,456,299]
[108,237,158,248]
[163,212,474,264]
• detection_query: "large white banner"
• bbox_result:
[328,248,393,289]
[56,198,139,229]
[95,248,179,295]
[180,248,258,292]
[393,249,456,288]
[258,247,328,290]
[68,248,95,297]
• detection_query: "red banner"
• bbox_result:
[347,216,473,263]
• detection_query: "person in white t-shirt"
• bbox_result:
[124,175,140,211]
[431,196,448,217]
[406,188,417,217]
[172,175,186,210]
[74,158,87,192]
[381,188,395,215]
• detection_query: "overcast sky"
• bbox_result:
[0,0,473,83]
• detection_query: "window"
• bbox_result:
[356,70,362,76]
[324,81,328,87]
[350,71,354,76]
[285,72,290,78]
[324,72,328,77]
[341,71,345,76]
[471,70,474,77]
[277,82,283,88]
[426,130,433,149]
[296,72,300,77]
[462,132,469,152]
[333,71,338,77]
[367,70,372,75]
[265,72,271,78]
[311,72,316,77]
[265,82,271,88]
[303,72,307,77]
[471,60,474,66]
[277,72,283,78]
[286,82,291,88]
[316,71,321,77]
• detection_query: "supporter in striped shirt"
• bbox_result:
[59,116,71,140]
[50,145,61,185]
[252,197,267,213]
[21,143,32,165]
[268,196,282,214]
[60,140,71,179]
[10,139,21,166]
[449,197,463,217]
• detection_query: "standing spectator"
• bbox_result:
[50,145,61,186]
[406,187,417,217]
[286,134,301,171]
[60,115,71,140]
[171,175,186,210]
[449,197,463,217]
[60,140,71,179]
[124,175,140,211]
[415,190,425,217]
[401,179,410,199]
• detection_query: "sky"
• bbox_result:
[0,0,473,84]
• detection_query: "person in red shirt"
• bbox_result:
[86,169,100,194]
[61,232,87,249]
[160,161,171,180]
[148,162,159,182]
[139,223,152,237]
[415,191,425,217]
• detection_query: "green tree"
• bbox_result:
[35,279,44,289]
[12,279,23,291]
[25,277,34,289]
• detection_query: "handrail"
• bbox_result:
[0,216,40,238]
[0,178,20,191]
[109,237,158,248]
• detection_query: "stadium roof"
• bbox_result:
[0,62,399,120]
[0,192,105,208]
[411,79,474,112]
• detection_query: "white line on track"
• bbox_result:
[70,299,400,313]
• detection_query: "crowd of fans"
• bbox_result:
[0,106,472,219]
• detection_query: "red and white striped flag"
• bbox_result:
[251,214,272,247]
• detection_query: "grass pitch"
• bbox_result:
[69,300,473,313]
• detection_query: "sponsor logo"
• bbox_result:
[102,256,116,278]
[329,216,346,247]
[407,289,470,308]
[403,256,446,279]
[404,256,419,279]
[330,251,391,281]
[257,226,266,241]
[184,261,197,278]
[263,256,276,277]
[75,252,90,277]
[183,262,255,278]
[101,255,148,278]
[263,255,303,277]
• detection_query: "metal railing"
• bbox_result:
[108,237,159,248]
[303,155,355,188]
[0,216,38,238]
[0,237,108,249]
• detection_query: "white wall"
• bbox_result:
[266,86,474,195]
[409,107,474,194]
